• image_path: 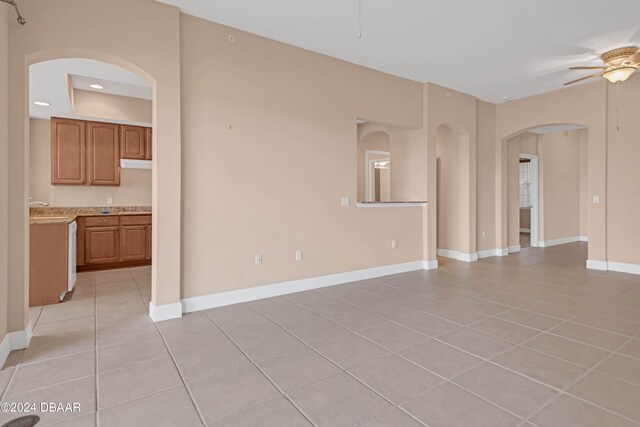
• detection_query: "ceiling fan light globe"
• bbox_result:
[602,66,636,83]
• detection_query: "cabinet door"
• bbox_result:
[85,226,120,264]
[87,121,120,186]
[144,127,152,160]
[145,224,152,260]
[51,117,86,185]
[120,225,147,261]
[121,125,146,160]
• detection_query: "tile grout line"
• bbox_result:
[286,280,640,424]
[240,304,430,427]
[131,271,209,427]
[274,295,531,423]
[203,310,321,427]
[521,330,640,426]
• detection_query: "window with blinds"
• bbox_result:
[519,160,531,208]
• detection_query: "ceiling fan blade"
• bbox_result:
[624,52,640,65]
[564,72,602,86]
[569,66,607,70]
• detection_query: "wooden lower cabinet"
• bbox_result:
[120,225,147,261]
[30,223,68,307]
[78,214,152,270]
[85,226,120,264]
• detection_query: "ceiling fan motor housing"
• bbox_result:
[601,46,639,65]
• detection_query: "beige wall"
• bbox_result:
[427,84,477,258]
[1,6,10,345]
[436,125,468,253]
[180,15,425,298]
[539,130,581,241]
[579,129,588,238]
[475,101,496,252]
[357,129,390,201]
[607,74,640,264]
[72,89,152,124]
[29,118,152,207]
[520,209,531,229]
[7,0,182,335]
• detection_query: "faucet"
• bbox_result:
[29,197,49,207]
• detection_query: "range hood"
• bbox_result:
[120,159,152,170]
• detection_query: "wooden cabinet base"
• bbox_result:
[77,259,151,272]
[30,223,68,307]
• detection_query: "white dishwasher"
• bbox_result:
[67,220,77,294]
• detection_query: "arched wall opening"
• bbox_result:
[26,54,155,310]
[501,123,589,258]
[435,123,475,261]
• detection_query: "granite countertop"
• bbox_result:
[29,206,152,225]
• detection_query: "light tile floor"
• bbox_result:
[1,243,640,426]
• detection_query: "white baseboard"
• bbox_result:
[436,249,478,262]
[519,228,531,233]
[0,334,10,371]
[579,236,588,242]
[477,248,509,259]
[588,260,640,275]
[586,259,608,271]
[0,322,33,370]
[181,260,429,314]
[608,261,640,275]
[508,245,521,253]
[149,302,183,322]
[423,259,439,270]
[539,236,582,247]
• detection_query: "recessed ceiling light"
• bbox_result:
[90,84,104,90]
[34,101,50,106]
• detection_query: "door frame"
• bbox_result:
[365,150,390,202]
[520,153,539,247]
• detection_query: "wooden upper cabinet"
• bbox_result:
[144,127,152,160]
[121,125,146,160]
[87,121,120,186]
[51,117,86,185]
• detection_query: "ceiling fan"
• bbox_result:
[565,46,640,85]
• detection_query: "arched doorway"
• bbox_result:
[501,123,589,258]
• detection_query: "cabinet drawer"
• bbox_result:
[121,215,152,226]
[84,216,120,227]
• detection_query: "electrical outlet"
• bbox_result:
[592,195,600,204]
[295,250,302,261]
[391,240,397,249]
[255,254,262,266]
[107,197,113,205]
[482,231,486,238]
[341,196,350,206]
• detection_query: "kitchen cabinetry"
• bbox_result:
[77,214,152,270]
[121,125,146,159]
[87,121,120,186]
[30,223,68,306]
[145,127,152,160]
[51,118,86,185]
[51,117,152,186]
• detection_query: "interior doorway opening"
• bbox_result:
[26,56,155,316]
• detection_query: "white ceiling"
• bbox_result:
[156,0,640,103]
[30,58,151,122]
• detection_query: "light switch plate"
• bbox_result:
[295,250,302,261]
[592,195,600,204]
[341,196,350,206]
